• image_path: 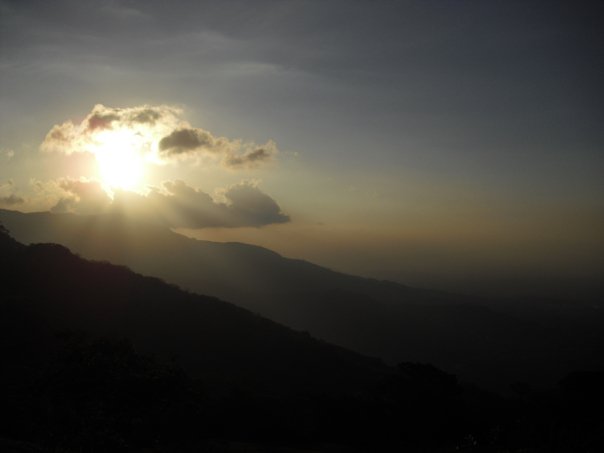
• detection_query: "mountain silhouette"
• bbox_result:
[2,208,604,391]
[2,221,604,452]
[0,219,500,451]
[0,221,389,397]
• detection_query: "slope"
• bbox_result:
[2,209,603,391]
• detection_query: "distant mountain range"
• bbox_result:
[3,216,604,451]
[0,219,475,450]
[2,208,603,390]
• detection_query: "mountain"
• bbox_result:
[2,208,604,391]
[0,222,388,396]
[0,219,506,451]
[3,224,604,452]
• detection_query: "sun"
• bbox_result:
[90,129,146,193]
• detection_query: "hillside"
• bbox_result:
[0,221,505,452]
[0,223,389,397]
[2,224,604,452]
[2,209,604,391]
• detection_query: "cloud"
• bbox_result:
[223,141,277,169]
[0,180,25,207]
[47,178,289,228]
[51,179,112,215]
[158,127,231,156]
[41,104,182,154]
[158,127,277,168]
[42,122,79,153]
[0,194,25,206]
[86,112,121,131]
[41,104,278,168]
[114,180,290,228]
[33,104,286,226]
[85,105,175,132]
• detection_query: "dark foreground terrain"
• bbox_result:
[2,209,603,393]
[1,224,603,452]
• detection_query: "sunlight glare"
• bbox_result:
[91,129,146,194]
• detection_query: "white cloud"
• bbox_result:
[0,180,25,207]
[41,104,279,169]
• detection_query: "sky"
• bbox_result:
[1,0,603,299]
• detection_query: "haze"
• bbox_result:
[1,0,602,300]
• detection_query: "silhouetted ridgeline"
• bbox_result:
[0,223,387,395]
[2,224,604,451]
[2,209,604,392]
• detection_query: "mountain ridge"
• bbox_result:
[0,223,389,397]
[2,208,604,392]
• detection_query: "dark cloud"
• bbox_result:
[48,127,70,142]
[84,104,179,131]
[87,112,121,130]
[158,128,226,156]
[51,178,289,228]
[130,109,162,124]
[86,105,172,130]
[0,194,25,206]
[114,180,289,228]
[158,127,278,168]
[42,123,76,152]
[219,182,289,226]
[224,144,276,169]
[0,180,25,207]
